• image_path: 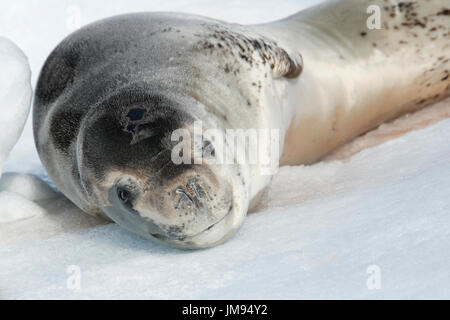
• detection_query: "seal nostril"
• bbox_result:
[175,187,194,209]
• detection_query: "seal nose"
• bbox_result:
[151,171,232,239]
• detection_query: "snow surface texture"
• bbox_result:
[1,0,450,299]
[1,117,450,299]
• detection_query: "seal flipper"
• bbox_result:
[271,48,303,79]
[199,23,303,80]
[249,36,303,79]
[246,36,303,79]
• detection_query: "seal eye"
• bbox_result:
[117,187,131,203]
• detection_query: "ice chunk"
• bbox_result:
[0,191,45,223]
[0,37,32,178]
[0,172,58,201]
[0,192,108,246]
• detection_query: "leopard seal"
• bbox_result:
[33,0,450,249]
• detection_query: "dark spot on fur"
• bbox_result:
[398,2,407,11]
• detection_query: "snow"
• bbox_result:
[1,117,450,299]
[1,0,450,299]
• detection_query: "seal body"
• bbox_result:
[256,0,450,165]
[34,0,450,249]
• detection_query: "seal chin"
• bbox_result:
[101,194,243,250]
[148,204,239,249]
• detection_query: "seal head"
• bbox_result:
[77,88,245,249]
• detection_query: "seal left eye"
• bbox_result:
[117,187,131,202]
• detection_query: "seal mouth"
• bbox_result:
[150,203,233,242]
